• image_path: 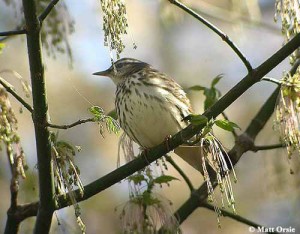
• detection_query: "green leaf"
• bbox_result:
[128,174,145,184]
[188,85,206,91]
[228,121,240,129]
[88,106,104,119]
[215,119,240,132]
[184,114,208,126]
[105,116,120,134]
[204,88,218,110]
[153,175,179,184]
[188,75,223,110]
[211,74,223,87]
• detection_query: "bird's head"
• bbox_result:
[93,58,149,85]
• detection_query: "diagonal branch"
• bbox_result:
[201,202,280,234]
[188,1,279,34]
[251,143,285,152]
[165,154,195,192]
[0,77,33,113]
[4,152,21,234]
[38,0,61,22]
[169,0,253,72]
[0,0,60,42]
[244,87,280,140]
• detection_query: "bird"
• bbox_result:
[93,58,204,172]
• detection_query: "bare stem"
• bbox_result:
[0,0,59,42]
[0,77,33,113]
[169,0,253,72]
[39,0,61,22]
[165,154,194,192]
[187,1,278,33]
[4,147,21,234]
[47,118,95,129]
[252,143,285,152]
[261,77,281,85]
[201,202,280,234]
[0,29,26,37]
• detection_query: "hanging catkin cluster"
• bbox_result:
[275,0,300,64]
[100,0,128,58]
[0,85,27,179]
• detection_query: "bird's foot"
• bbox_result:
[141,147,151,164]
[164,135,173,151]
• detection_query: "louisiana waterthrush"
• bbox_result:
[93,58,202,171]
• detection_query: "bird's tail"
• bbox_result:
[174,145,204,174]
[174,141,232,176]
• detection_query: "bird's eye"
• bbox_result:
[116,63,125,69]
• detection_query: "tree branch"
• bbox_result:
[251,143,285,152]
[0,0,60,43]
[46,118,95,129]
[201,202,280,234]
[0,0,59,44]
[4,153,21,234]
[165,154,195,192]
[261,77,281,85]
[0,77,33,113]
[6,202,39,226]
[169,0,253,72]
[38,0,61,22]
[22,0,55,233]
[188,1,279,34]
[0,29,26,37]
[244,87,280,140]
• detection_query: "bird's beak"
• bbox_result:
[93,68,111,76]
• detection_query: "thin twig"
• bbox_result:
[38,0,61,22]
[261,77,281,85]
[188,1,279,34]
[201,202,280,234]
[252,143,285,152]
[5,173,20,234]
[4,144,21,234]
[169,0,253,73]
[0,0,59,42]
[165,154,195,192]
[0,77,33,113]
[46,118,95,129]
[0,29,26,37]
